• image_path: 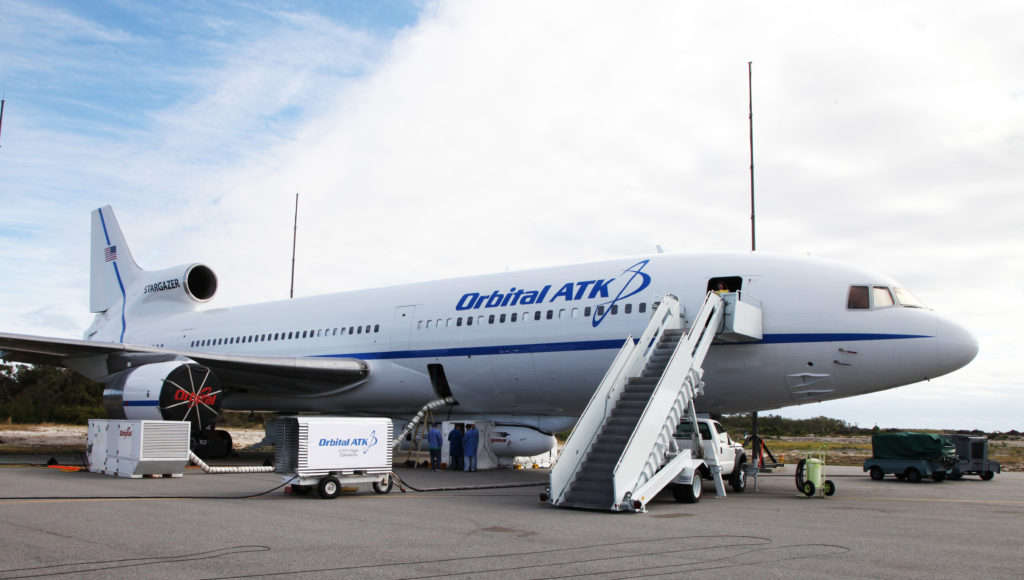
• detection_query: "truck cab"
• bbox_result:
[671,418,748,499]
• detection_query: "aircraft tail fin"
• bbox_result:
[90,206,141,314]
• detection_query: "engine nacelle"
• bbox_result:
[126,263,217,318]
[103,361,223,432]
[487,426,557,458]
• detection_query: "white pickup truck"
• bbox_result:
[669,418,748,502]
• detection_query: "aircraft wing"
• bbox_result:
[0,332,369,395]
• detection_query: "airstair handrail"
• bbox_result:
[548,335,634,503]
[548,295,682,505]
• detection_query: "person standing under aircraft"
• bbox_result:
[463,423,479,472]
[427,423,443,471]
[448,424,464,471]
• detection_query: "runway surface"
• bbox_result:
[0,458,1020,579]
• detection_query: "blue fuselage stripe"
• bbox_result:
[317,333,930,361]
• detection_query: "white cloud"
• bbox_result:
[2,0,1022,429]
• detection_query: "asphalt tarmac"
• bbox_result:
[0,457,1020,579]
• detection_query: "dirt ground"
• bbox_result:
[0,424,267,452]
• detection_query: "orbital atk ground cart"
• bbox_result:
[274,416,394,499]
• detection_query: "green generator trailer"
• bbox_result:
[863,432,958,483]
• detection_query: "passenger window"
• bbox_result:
[558,309,566,319]
[639,303,646,313]
[546,310,553,320]
[872,286,895,308]
[571,308,579,318]
[488,315,495,324]
[847,286,869,309]
[596,305,605,316]
[610,305,618,315]
[466,317,473,326]
[457,317,463,327]
[511,313,518,322]
[625,304,632,314]
[374,324,380,332]
[499,313,506,323]
[534,311,541,321]
[584,306,592,317]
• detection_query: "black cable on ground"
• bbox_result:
[0,476,298,502]
[390,472,546,493]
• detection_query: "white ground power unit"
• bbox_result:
[87,419,191,478]
[274,416,394,499]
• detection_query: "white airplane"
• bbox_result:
[0,206,978,452]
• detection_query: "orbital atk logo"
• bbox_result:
[454,260,652,328]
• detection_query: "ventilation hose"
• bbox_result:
[189,451,275,474]
[392,396,458,450]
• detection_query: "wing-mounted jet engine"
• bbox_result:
[102,360,222,428]
[101,359,233,457]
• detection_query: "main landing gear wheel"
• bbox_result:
[673,475,702,504]
[318,475,341,499]
[373,475,393,494]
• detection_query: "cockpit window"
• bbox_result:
[848,286,869,309]
[894,287,927,309]
[850,285,929,310]
[872,286,895,308]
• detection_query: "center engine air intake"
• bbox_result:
[103,361,223,433]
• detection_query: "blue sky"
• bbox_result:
[1,0,1022,431]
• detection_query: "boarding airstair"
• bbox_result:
[547,291,761,512]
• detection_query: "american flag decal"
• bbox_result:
[104,245,117,262]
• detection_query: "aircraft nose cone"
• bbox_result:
[934,317,979,376]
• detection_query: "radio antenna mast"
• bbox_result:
[0,96,6,148]
[748,61,756,252]
[290,193,299,299]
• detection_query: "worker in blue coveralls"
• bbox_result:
[447,424,464,471]
[427,423,443,471]
[463,423,479,472]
